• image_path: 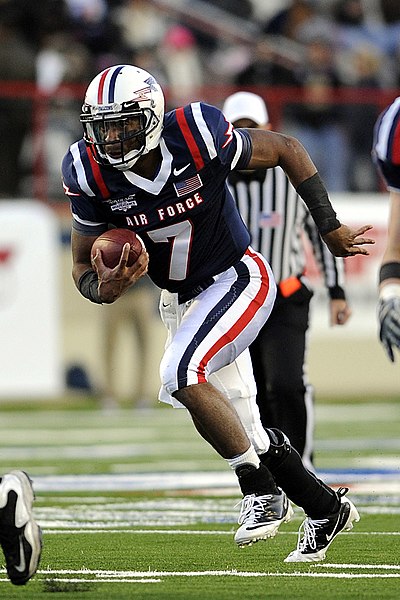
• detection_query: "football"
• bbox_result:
[91,228,144,268]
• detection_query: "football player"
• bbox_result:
[372,98,400,362]
[63,65,373,560]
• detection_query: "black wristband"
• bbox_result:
[78,270,102,304]
[328,285,346,300]
[296,173,341,236]
[379,262,400,284]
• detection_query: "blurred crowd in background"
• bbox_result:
[1,0,398,404]
[1,0,400,198]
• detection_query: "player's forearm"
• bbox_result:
[296,173,340,236]
[277,135,319,188]
[71,229,99,295]
[380,192,400,283]
[71,240,101,303]
[248,131,338,234]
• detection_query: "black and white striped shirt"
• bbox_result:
[228,167,345,297]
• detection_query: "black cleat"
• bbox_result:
[0,471,42,585]
[285,487,360,562]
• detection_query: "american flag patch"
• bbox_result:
[173,174,202,197]
[259,212,282,228]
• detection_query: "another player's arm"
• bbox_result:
[71,229,148,304]
[378,190,400,361]
[380,190,400,275]
[71,229,98,288]
[244,128,374,257]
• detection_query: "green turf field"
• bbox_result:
[0,398,399,598]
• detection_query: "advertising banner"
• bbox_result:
[0,201,63,398]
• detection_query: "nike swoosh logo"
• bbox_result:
[173,164,190,176]
[14,537,26,573]
[326,527,339,542]
[325,511,346,542]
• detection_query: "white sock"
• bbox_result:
[227,445,260,471]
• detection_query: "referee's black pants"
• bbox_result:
[249,283,314,467]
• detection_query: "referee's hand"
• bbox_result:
[330,299,351,326]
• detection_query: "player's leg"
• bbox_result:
[260,428,359,561]
[209,350,270,455]
[175,381,255,457]
[165,249,275,459]
[211,358,359,557]
[160,250,292,544]
[176,382,293,547]
[209,352,294,545]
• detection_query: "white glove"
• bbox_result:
[378,284,400,362]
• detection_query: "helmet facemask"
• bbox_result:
[81,104,160,170]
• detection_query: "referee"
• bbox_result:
[223,91,351,469]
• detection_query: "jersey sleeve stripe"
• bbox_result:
[175,106,205,170]
[70,143,95,197]
[86,146,110,198]
[191,103,217,160]
[72,212,106,227]
[231,130,244,169]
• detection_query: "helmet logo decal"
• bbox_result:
[130,77,158,103]
[131,86,153,102]
[145,77,158,90]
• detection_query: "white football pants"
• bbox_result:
[158,247,276,454]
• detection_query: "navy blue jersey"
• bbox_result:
[372,96,400,191]
[62,102,251,294]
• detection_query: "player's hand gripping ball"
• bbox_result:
[91,228,144,268]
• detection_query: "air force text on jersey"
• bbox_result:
[125,192,204,226]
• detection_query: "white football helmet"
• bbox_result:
[80,65,165,170]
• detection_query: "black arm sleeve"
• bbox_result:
[296,173,341,236]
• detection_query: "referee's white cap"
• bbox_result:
[222,91,269,126]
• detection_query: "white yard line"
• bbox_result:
[42,529,400,536]
[1,568,399,581]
